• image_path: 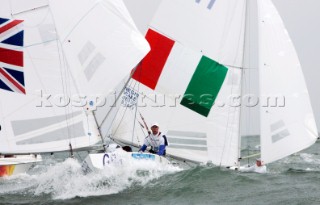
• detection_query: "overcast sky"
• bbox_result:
[123,0,320,132]
[273,0,320,130]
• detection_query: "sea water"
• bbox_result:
[1,140,320,205]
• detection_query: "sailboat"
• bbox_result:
[100,0,318,170]
[0,0,150,176]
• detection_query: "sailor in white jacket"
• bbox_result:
[139,122,167,156]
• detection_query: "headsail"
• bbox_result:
[258,0,318,164]
[112,0,247,166]
[0,0,149,154]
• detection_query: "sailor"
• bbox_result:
[139,122,168,156]
[239,158,267,173]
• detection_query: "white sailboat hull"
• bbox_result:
[0,154,42,177]
[83,149,170,172]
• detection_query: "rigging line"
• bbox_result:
[98,60,143,146]
[218,3,237,166]
[122,101,147,147]
[223,64,258,70]
[109,106,129,141]
[133,82,143,147]
[90,112,106,151]
[11,5,49,16]
[131,95,139,148]
[131,60,150,148]
[7,7,71,153]
[246,0,252,166]
[242,0,254,166]
[97,64,140,129]
[104,76,138,141]
[219,1,248,167]
[11,9,51,32]
[135,117,147,147]
[107,76,148,148]
[54,35,88,150]
[103,78,137,141]
[132,114,144,148]
[131,69,142,147]
[62,48,77,144]
[56,31,72,144]
[240,0,250,167]
[66,61,78,145]
[23,40,58,48]
[49,6,74,150]
[107,72,139,139]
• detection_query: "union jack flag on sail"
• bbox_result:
[0,17,25,94]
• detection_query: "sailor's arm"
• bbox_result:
[139,137,150,152]
[157,145,165,155]
[139,144,147,152]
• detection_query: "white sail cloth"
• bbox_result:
[112,0,318,167]
[0,0,149,153]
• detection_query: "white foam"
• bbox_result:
[299,153,318,163]
[0,157,182,200]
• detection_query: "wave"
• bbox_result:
[0,156,182,200]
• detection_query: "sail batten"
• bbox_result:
[112,0,247,167]
[0,0,149,154]
[115,0,317,167]
[258,0,318,164]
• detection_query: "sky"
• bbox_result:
[123,0,320,133]
[273,0,320,130]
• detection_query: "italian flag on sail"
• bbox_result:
[132,29,228,117]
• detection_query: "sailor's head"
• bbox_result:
[151,122,159,128]
[256,158,262,167]
[151,122,159,134]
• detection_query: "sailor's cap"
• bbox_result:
[151,122,159,127]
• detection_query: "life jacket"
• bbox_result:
[148,132,168,152]
[155,132,168,146]
[162,133,169,146]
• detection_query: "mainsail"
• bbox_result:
[113,0,318,167]
[258,0,318,164]
[113,0,247,166]
[0,0,149,154]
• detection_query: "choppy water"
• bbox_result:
[1,140,320,205]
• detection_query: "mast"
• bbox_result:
[237,0,250,168]
[0,0,150,155]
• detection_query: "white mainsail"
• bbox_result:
[0,0,149,154]
[112,0,318,167]
[112,0,247,166]
[258,0,318,164]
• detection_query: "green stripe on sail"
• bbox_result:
[180,56,228,117]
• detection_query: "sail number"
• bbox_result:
[195,0,216,10]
